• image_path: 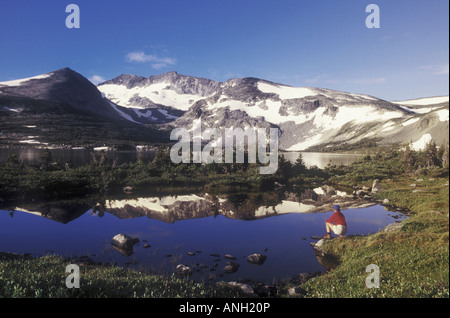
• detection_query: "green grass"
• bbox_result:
[297,176,449,298]
[0,254,241,298]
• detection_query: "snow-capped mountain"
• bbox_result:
[99,71,448,150]
[99,71,220,110]
[392,96,449,114]
[97,71,219,124]
[1,68,448,150]
[0,68,125,121]
[0,68,169,146]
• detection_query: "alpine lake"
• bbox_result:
[0,148,407,284]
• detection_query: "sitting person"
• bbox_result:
[324,205,347,239]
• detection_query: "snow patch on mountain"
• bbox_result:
[435,109,449,122]
[410,134,433,151]
[393,96,449,106]
[257,82,316,99]
[402,117,421,126]
[108,101,142,124]
[286,133,325,151]
[0,73,53,87]
[99,82,209,111]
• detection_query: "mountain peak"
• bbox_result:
[0,67,124,121]
[100,74,146,88]
[52,67,75,73]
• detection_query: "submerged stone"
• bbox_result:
[247,253,267,265]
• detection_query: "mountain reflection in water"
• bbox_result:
[0,189,406,284]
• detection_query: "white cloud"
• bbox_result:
[89,75,106,85]
[419,64,449,75]
[126,51,176,69]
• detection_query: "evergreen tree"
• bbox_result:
[401,144,416,172]
[424,140,440,167]
[276,154,292,181]
[40,148,52,170]
[292,153,307,176]
[4,150,19,168]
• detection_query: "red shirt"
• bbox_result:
[326,211,346,226]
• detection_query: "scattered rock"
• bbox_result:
[176,264,192,276]
[383,198,390,205]
[224,254,236,260]
[111,234,139,250]
[123,186,133,193]
[218,281,255,296]
[224,261,240,274]
[187,251,196,256]
[384,222,404,232]
[371,179,382,193]
[143,243,151,248]
[355,190,367,196]
[314,238,325,248]
[288,286,306,296]
[321,185,336,196]
[247,253,267,265]
[111,234,140,256]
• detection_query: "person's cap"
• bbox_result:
[333,205,341,211]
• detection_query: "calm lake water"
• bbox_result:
[0,148,364,169]
[0,192,406,284]
[0,148,156,167]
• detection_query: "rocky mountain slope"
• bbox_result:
[0,68,168,146]
[1,68,448,150]
[98,71,449,151]
[0,68,125,121]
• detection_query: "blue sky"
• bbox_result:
[0,0,448,101]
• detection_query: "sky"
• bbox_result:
[0,0,448,101]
